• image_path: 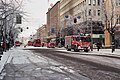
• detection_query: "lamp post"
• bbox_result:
[4,0,7,52]
[0,19,3,55]
[89,18,93,51]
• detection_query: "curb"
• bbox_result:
[0,50,12,79]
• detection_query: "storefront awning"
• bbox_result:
[46,35,56,39]
[92,34,104,38]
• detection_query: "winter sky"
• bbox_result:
[20,0,59,37]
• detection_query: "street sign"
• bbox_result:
[115,27,119,30]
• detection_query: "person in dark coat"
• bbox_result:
[96,42,101,51]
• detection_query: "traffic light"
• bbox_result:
[26,27,29,29]
[21,28,23,32]
[74,18,77,23]
[16,14,22,24]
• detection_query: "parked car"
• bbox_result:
[27,41,33,46]
[15,41,21,46]
[47,39,56,48]
[33,39,41,47]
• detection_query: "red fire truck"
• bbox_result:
[47,39,56,48]
[65,34,91,52]
[33,39,41,47]
[15,41,21,46]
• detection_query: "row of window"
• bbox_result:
[88,0,101,6]
[116,0,120,6]
[117,15,120,24]
[88,9,100,16]
[61,0,120,7]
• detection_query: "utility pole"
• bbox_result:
[3,0,7,51]
[89,18,93,51]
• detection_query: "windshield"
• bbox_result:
[81,37,91,42]
[76,36,91,42]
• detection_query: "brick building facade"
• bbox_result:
[46,1,60,39]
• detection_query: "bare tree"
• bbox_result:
[103,0,120,52]
[0,0,24,50]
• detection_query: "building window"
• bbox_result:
[102,0,104,3]
[119,0,120,5]
[89,9,92,16]
[98,0,100,6]
[93,0,96,6]
[116,0,120,6]
[98,10,100,16]
[117,15,120,24]
[116,2,118,6]
[88,0,91,5]
[93,10,96,16]
[85,0,86,4]
[116,0,118,6]
[118,15,120,24]
[83,1,84,6]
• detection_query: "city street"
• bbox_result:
[0,47,120,80]
[1,47,90,80]
[0,0,120,80]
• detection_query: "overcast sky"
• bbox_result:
[20,0,59,37]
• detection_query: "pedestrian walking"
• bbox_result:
[96,42,101,51]
[0,42,3,54]
[42,42,44,47]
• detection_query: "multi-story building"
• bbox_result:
[60,0,105,44]
[36,24,47,42]
[46,1,60,39]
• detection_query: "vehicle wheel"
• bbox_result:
[52,47,55,48]
[84,50,89,52]
[74,49,79,52]
[67,49,71,51]
[66,45,71,51]
[74,45,79,52]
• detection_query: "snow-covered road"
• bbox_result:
[1,47,90,80]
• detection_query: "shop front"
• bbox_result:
[92,34,105,48]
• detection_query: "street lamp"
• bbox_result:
[0,20,3,55]
[89,18,93,51]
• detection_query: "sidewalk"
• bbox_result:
[90,49,120,57]
[57,47,120,56]
[0,48,14,79]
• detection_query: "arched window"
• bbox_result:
[93,0,96,5]
[88,0,91,5]
[98,0,100,6]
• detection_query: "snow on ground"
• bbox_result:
[0,46,91,80]
[1,46,120,80]
[56,48,120,56]
[55,48,120,69]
